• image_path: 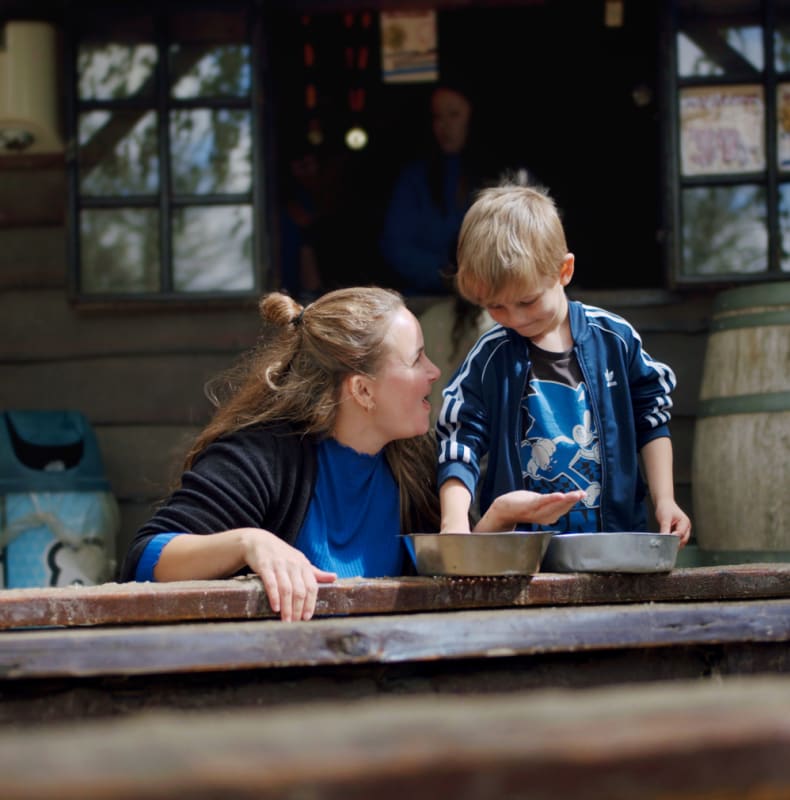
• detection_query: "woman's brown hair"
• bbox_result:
[183,286,440,532]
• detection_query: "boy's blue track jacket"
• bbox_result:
[436,300,676,532]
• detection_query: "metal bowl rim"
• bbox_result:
[405,531,559,538]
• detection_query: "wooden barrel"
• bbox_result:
[692,282,790,553]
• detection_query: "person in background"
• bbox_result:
[279,146,352,299]
[120,286,581,622]
[279,148,325,297]
[437,182,692,545]
[379,82,485,294]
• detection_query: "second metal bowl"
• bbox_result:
[541,531,680,573]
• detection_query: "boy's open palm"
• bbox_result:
[475,489,586,531]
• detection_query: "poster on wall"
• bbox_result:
[680,85,765,176]
[380,11,438,84]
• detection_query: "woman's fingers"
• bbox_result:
[273,562,295,622]
[475,489,585,531]
[539,491,585,524]
[304,568,338,620]
[258,564,282,617]
[510,490,584,526]
[269,562,337,622]
[241,530,337,621]
[288,568,308,622]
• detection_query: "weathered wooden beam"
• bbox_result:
[2,564,790,630]
[0,676,789,800]
[2,599,789,679]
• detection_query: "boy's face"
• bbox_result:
[482,255,574,342]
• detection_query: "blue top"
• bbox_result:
[136,437,402,581]
[379,155,469,294]
[295,438,402,577]
[437,301,677,532]
[135,532,179,581]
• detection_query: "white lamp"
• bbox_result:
[0,21,63,154]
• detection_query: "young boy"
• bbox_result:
[436,183,691,544]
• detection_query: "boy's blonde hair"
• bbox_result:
[456,183,568,305]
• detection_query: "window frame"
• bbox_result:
[666,0,789,287]
[64,1,270,306]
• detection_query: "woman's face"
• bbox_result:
[431,88,471,154]
[370,307,441,441]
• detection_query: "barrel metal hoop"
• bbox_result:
[698,390,790,417]
[710,308,790,332]
[713,281,790,313]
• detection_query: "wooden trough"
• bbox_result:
[1,564,789,724]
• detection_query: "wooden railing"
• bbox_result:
[2,564,789,797]
[3,563,789,630]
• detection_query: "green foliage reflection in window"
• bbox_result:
[72,10,258,299]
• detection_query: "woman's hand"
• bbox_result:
[155,529,336,622]
[474,489,586,532]
[239,529,337,621]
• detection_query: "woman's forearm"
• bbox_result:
[153,530,247,581]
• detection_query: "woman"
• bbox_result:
[379,83,483,294]
[121,287,580,621]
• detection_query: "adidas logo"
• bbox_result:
[605,369,618,388]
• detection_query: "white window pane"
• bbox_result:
[79,110,159,195]
[78,43,157,100]
[173,206,254,291]
[80,208,160,292]
[170,109,252,194]
[682,185,768,275]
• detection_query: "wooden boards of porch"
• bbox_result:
[0,675,789,800]
[2,563,790,630]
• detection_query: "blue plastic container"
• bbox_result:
[0,410,119,588]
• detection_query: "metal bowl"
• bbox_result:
[541,532,680,573]
[403,531,555,577]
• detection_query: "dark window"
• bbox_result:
[67,6,262,301]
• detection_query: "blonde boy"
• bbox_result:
[437,184,691,543]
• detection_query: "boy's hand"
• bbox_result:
[653,498,692,547]
[474,489,585,532]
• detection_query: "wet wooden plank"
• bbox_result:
[0,166,66,229]
[0,675,789,800]
[0,228,66,289]
[2,564,790,630]
[0,289,259,361]
[0,356,227,424]
[2,599,789,679]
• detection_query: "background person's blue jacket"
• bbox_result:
[436,300,677,532]
[379,156,468,294]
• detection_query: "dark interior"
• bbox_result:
[269,2,664,294]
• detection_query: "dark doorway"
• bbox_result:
[268,2,663,296]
